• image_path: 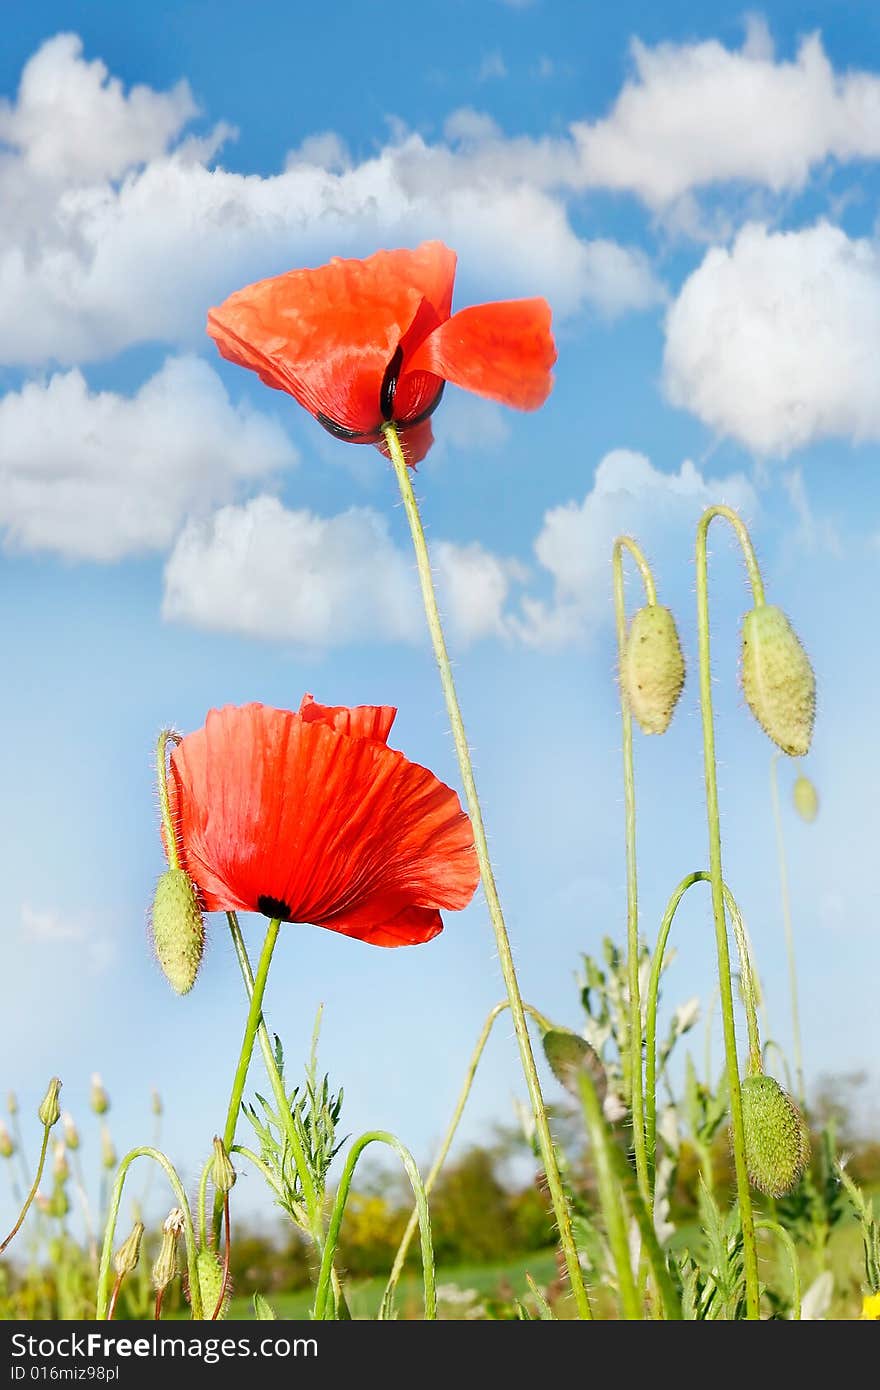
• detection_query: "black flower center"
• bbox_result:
[315,347,446,442]
[257,894,293,921]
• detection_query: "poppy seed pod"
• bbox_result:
[542,1029,607,1102]
[740,605,816,757]
[793,774,819,823]
[621,604,685,735]
[192,1248,231,1320]
[38,1078,61,1129]
[150,868,205,995]
[741,1073,811,1197]
[114,1221,145,1278]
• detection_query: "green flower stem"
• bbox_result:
[198,1156,212,1249]
[604,1131,682,1320]
[383,998,551,1304]
[314,1131,434,1321]
[224,913,317,1223]
[95,1148,202,1319]
[755,1219,801,1320]
[0,1122,51,1256]
[156,730,182,870]
[577,1073,641,1320]
[221,917,283,1159]
[612,535,656,1204]
[383,421,591,1321]
[696,505,760,1319]
[230,1145,283,1197]
[645,873,762,1181]
[770,752,805,1104]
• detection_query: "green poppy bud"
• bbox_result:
[90,1074,109,1116]
[38,1078,62,1129]
[192,1248,230,1320]
[49,1183,69,1219]
[793,775,819,823]
[542,1029,607,1102]
[114,1221,145,1278]
[741,1073,811,1197]
[741,605,816,757]
[150,869,205,996]
[621,604,686,735]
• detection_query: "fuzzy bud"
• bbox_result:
[740,605,816,757]
[61,1113,80,1152]
[150,869,205,996]
[741,1073,811,1197]
[0,1123,13,1159]
[100,1125,117,1172]
[38,1078,62,1129]
[211,1136,236,1195]
[90,1074,109,1116]
[152,1209,184,1291]
[114,1221,145,1278]
[192,1248,231,1319]
[793,775,819,823]
[621,604,686,735]
[542,1029,607,1102]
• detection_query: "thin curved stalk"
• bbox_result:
[0,1123,51,1256]
[577,1074,641,1319]
[95,1148,202,1319]
[383,999,552,1304]
[230,1145,283,1196]
[313,1132,434,1321]
[770,753,805,1104]
[612,535,656,1203]
[756,1218,801,1320]
[696,505,761,1318]
[384,422,591,1320]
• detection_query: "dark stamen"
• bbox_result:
[257,895,293,921]
[315,413,376,442]
[380,345,405,421]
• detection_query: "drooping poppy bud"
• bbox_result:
[621,604,686,735]
[793,774,819,823]
[740,605,816,757]
[114,1221,145,1278]
[542,1029,607,1102]
[90,1074,109,1116]
[38,1078,62,1129]
[192,1248,231,1320]
[741,1073,811,1197]
[211,1137,236,1195]
[150,869,205,995]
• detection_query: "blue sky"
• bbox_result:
[1,1,879,1232]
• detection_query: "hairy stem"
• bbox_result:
[0,1123,51,1256]
[384,422,591,1320]
[770,753,805,1104]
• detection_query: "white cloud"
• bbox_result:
[0,34,663,368]
[162,496,518,648]
[571,23,880,209]
[0,356,296,560]
[478,52,508,82]
[21,902,115,973]
[663,221,880,455]
[514,450,757,647]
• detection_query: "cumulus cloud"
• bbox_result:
[663,221,880,455]
[162,496,519,648]
[21,902,115,973]
[571,20,880,209]
[514,450,757,647]
[0,356,297,560]
[0,34,664,367]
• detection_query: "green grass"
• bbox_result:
[227,1249,563,1320]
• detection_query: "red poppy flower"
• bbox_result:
[206,241,556,464]
[166,695,479,947]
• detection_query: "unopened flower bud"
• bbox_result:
[151,1089,163,1117]
[621,604,686,735]
[7,1092,18,1117]
[52,1142,69,1183]
[61,1113,80,1151]
[0,1123,13,1159]
[114,1221,145,1278]
[211,1136,236,1195]
[193,1248,230,1319]
[793,774,819,823]
[90,1074,109,1116]
[150,869,205,996]
[49,1183,69,1219]
[38,1078,62,1129]
[741,605,816,757]
[542,1028,607,1102]
[152,1209,184,1291]
[100,1125,117,1171]
[741,1073,811,1197]
[35,1193,50,1214]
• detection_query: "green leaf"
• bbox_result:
[253,1292,277,1320]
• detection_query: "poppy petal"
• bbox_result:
[405,299,556,411]
[169,704,478,942]
[298,693,396,745]
[320,902,444,948]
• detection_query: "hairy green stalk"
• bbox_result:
[313,1132,434,1321]
[383,422,591,1320]
[0,1123,51,1256]
[612,536,656,1204]
[577,1072,641,1319]
[756,1218,801,1320]
[770,753,805,1104]
[695,504,762,1319]
[95,1148,202,1319]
